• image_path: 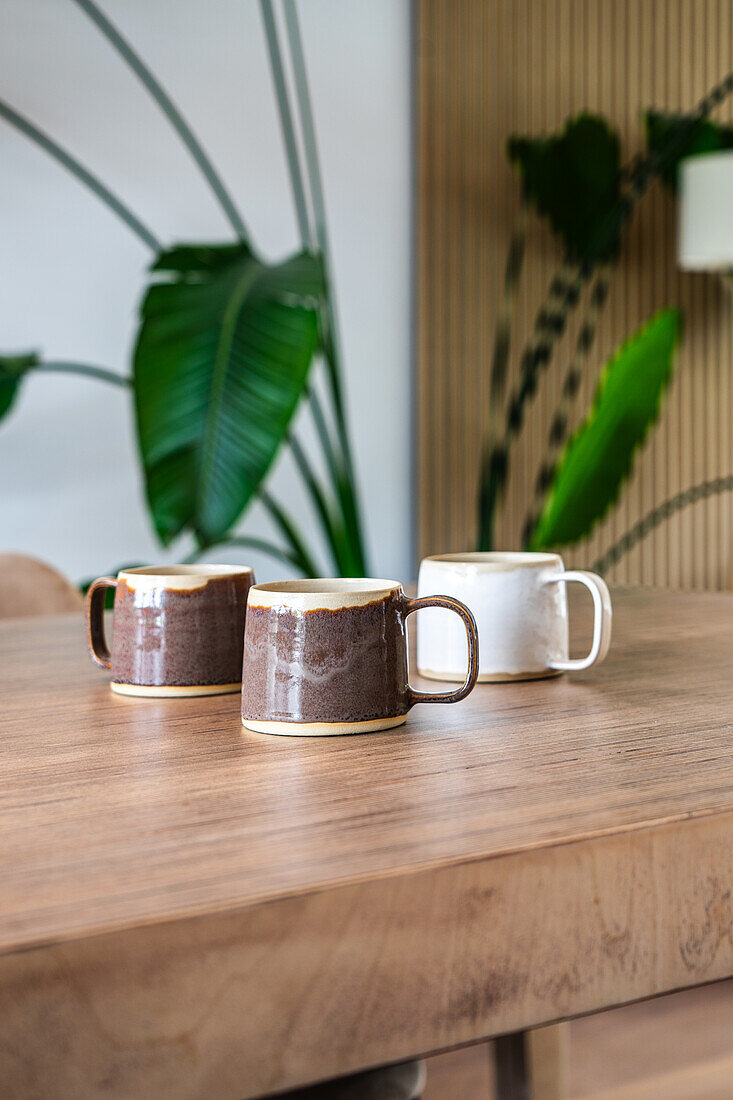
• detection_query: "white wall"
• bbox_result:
[0,0,412,584]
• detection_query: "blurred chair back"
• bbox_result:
[0,553,83,618]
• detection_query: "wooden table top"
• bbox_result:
[3,589,733,1097]
[2,587,732,953]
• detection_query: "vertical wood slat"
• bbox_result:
[417,0,733,589]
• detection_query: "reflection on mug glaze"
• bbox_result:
[86,565,255,695]
[242,592,408,723]
[112,573,253,688]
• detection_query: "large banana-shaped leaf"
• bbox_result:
[529,308,682,549]
[508,115,621,262]
[645,110,733,193]
[134,243,323,546]
[0,352,39,419]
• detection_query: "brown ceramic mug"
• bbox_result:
[241,578,479,736]
[86,565,255,697]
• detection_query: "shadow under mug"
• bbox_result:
[417,552,612,683]
[85,564,255,697]
[241,578,479,736]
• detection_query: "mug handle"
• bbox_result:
[544,570,612,672]
[85,577,118,670]
[404,595,479,705]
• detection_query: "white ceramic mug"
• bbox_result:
[417,552,612,683]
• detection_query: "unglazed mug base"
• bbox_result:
[111,681,242,699]
[418,666,563,684]
[242,713,409,737]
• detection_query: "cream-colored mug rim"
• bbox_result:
[421,551,562,573]
[248,577,401,611]
[118,564,254,591]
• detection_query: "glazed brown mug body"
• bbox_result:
[241,578,479,736]
[85,565,255,697]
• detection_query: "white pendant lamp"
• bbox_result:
[678,150,733,272]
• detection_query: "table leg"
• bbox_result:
[494,1024,568,1100]
[494,1032,530,1100]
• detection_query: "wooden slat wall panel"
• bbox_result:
[417,0,733,589]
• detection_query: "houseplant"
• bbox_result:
[478,73,733,571]
[0,0,368,578]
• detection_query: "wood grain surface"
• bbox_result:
[2,591,733,1096]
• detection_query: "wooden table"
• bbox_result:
[2,589,733,1098]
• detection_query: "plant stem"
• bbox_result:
[0,99,160,252]
[306,383,341,493]
[259,1,342,562]
[521,263,613,547]
[258,488,321,577]
[306,379,366,574]
[478,204,528,553]
[263,0,367,574]
[307,382,367,573]
[282,2,346,441]
[478,258,580,550]
[185,535,305,573]
[281,0,367,572]
[72,0,248,242]
[259,2,336,488]
[487,200,528,449]
[592,475,733,575]
[260,0,311,244]
[35,362,131,388]
[286,428,353,574]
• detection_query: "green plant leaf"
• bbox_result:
[0,352,40,420]
[529,308,682,549]
[645,110,733,192]
[133,242,323,546]
[508,115,622,262]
